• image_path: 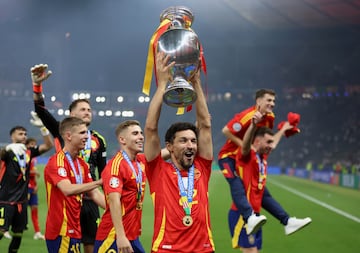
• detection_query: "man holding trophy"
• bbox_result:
[143,6,215,253]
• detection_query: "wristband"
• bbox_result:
[33,83,43,93]
[40,126,50,136]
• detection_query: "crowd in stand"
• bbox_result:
[1,88,359,175]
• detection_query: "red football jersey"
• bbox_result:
[218,106,274,160]
[235,149,268,213]
[44,150,93,239]
[146,154,215,253]
[28,158,37,189]
[96,152,147,241]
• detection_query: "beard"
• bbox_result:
[179,157,193,170]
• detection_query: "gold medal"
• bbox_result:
[136,202,143,210]
[182,215,193,227]
[258,183,263,190]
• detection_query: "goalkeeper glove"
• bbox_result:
[30,111,50,136]
[30,63,52,93]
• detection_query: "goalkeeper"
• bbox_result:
[0,116,53,252]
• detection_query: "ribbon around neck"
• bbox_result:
[173,164,195,216]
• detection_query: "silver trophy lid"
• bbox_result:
[160,6,194,28]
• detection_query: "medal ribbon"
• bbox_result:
[80,130,91,163]
[256,153,266,186]
[173,164,194,216]
[142,19,171,96]
[65,152,83,184]
[121,151,143,201]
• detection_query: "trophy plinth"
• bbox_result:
[163,77,197,107]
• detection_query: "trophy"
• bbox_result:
[157,6,201,108]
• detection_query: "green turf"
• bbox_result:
[2,169,359,253]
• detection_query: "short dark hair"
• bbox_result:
[9,126,27,136]
[59,117,86,137]
[68,99,91,112]
[165,122,198,143]
[255,89,276,100]
[115,120,140,137]
[25,137,37,145]
[254,126,274,139]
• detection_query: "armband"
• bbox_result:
[33,83,43,93]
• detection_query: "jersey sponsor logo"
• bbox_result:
[232,122,241,132]
[109,177,119,188]
[58,167,67,177]
[161,245,172,249]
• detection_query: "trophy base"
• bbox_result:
[163,80,197,108]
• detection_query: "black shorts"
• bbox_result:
[80,199,100,244]
[0,203,27,233]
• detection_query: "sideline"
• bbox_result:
[268,178,360,223]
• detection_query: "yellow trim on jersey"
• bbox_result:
[60,201,68,236]
[220,150,239,159]
[56,151,65,167]
[206,203,216,250]
[238,165,244,179]
[239,108,275,126]
[246,184,251,201]
[111,153,123,176]
[46,182,52,208]
[152,208,167,252]
[98,227,116,253]
[239,110,255,125]
[122,201,125,216]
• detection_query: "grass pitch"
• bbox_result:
[2,169,359,253]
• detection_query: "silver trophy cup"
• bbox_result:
[157,6,201,107]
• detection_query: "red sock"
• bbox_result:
[31,207,40,232]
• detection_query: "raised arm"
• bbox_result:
[272,121,293,149]
[29,111,54,154]
[31,64,62,139]
[191,70,212,160]
[222,126,243,148]
[242,111,263,156]
[144,52,175,162]
[31,64,52,103]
